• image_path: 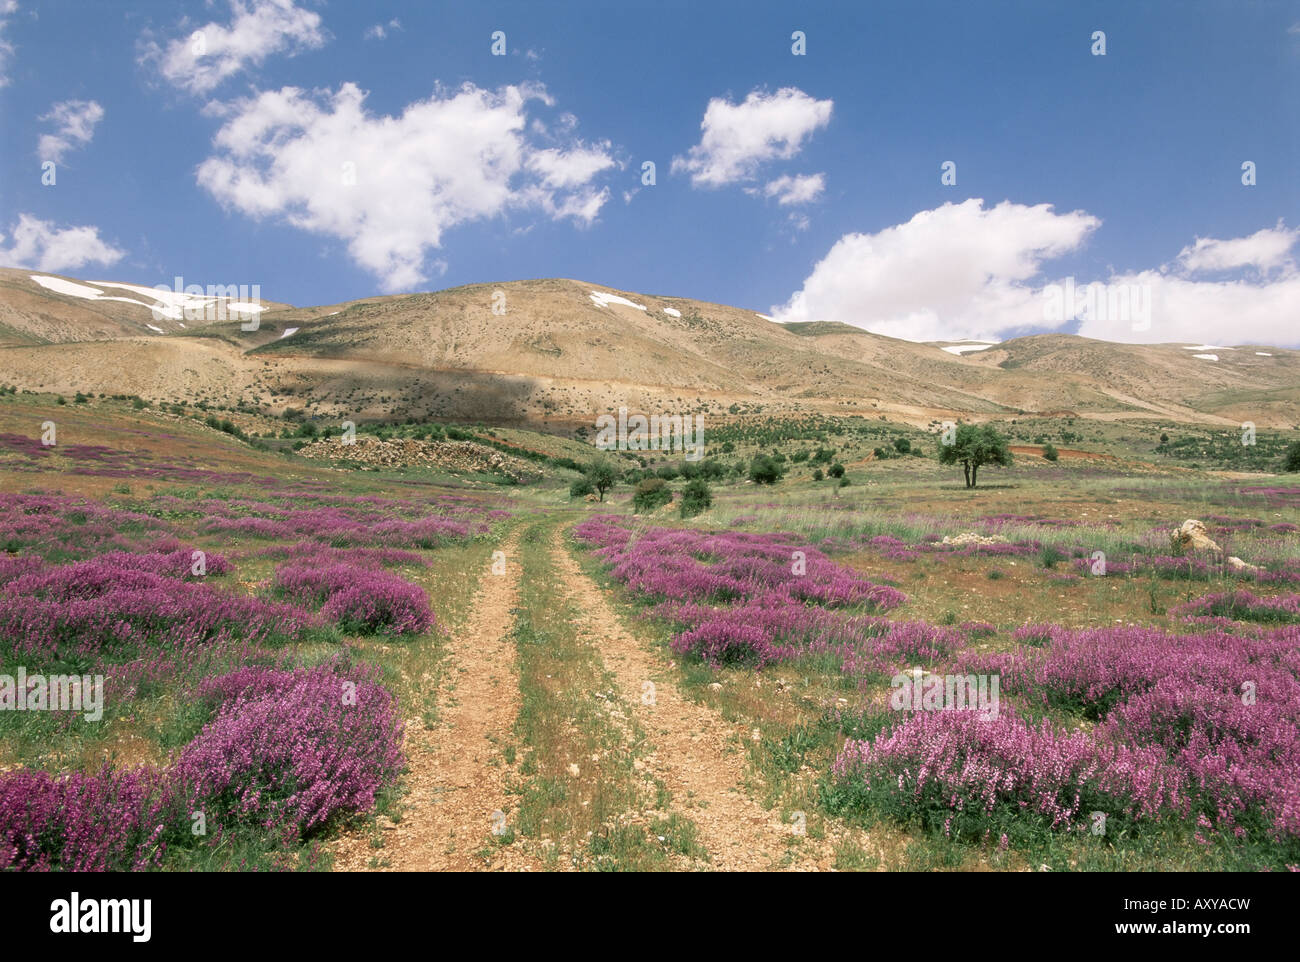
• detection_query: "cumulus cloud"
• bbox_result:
[777,200,1300,347]
[0,213,124,272]
[196,82,617,291]
[775,199,1100,342]
[0,0,18,88]
[1175,222,1297,275]
[38,99,104,162]
[1075,268,1300,346]
[139,0,326,95]
[749,172,825,206]
[672,87,832,188]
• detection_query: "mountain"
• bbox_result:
[1,267,1296,429]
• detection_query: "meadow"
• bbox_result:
[1,391,1298,871]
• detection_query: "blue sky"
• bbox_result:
[1,0,1297,345]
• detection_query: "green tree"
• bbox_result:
[893,437,911,454]
[828,462,845,478]
[938,423,1013,488]
[1285,441,1300,472]
[1041,442,1059,462]
[680,478,712,518]
[585,455,617,502]
[748,454,783,484]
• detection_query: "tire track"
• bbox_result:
[334,530,535,871]
[549,526,828,871]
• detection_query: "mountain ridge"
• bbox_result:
[2,268,1296,430]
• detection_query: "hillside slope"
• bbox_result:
[1,269,1296,428]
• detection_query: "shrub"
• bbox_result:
[748,454,783,485]
[632,478,672,513]
[829,462,845,478]
[173,665,403,839]
[812,468,824,481]
[1042,443,1060,462]
[274,562,433,635]
[831,711,1180,836]
[893,437,911,454]
[1285,442,1300,473]
[679,479,712,518]
[569,476,595,498]
[0,768,169,871]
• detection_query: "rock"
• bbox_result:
[376,816,397,831]
[708,682,723,692]
[942,532,1010,547]
[1227,556,1259,572]
[1170,519,1221,554]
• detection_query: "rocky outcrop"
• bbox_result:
[1170,519,1221,554]
[297,436,541,482]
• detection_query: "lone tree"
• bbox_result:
[584,454,618,502]
[939,423,1013,488]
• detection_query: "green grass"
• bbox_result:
[504,518,703,871]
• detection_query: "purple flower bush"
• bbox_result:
[273,561,433,635]
[1170,590,1300,624]
[172,664,404,840]
[0,767,169,871]
[196,495,490,548]
[946,622,1300,843]
[0,494,171,559]
[574,517,905,666]
[0,556,312,659]
[831,710,1183,837]
[0,663,404,866]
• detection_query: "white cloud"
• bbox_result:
[1175,222,1297,275]
[196,82,617,291]
[365,18,401,41]
[139,0,326,95]
[0,1,18,88]
[526,145,616,189]
[0,213,124,272]
[750,172,825,206]
[672,87,832,188]
[1073,268,1300,347]
[775,199,1100,342]
[778,200,1300,347]
[37,99,104,162]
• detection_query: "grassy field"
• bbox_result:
[2,391,1298,871]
